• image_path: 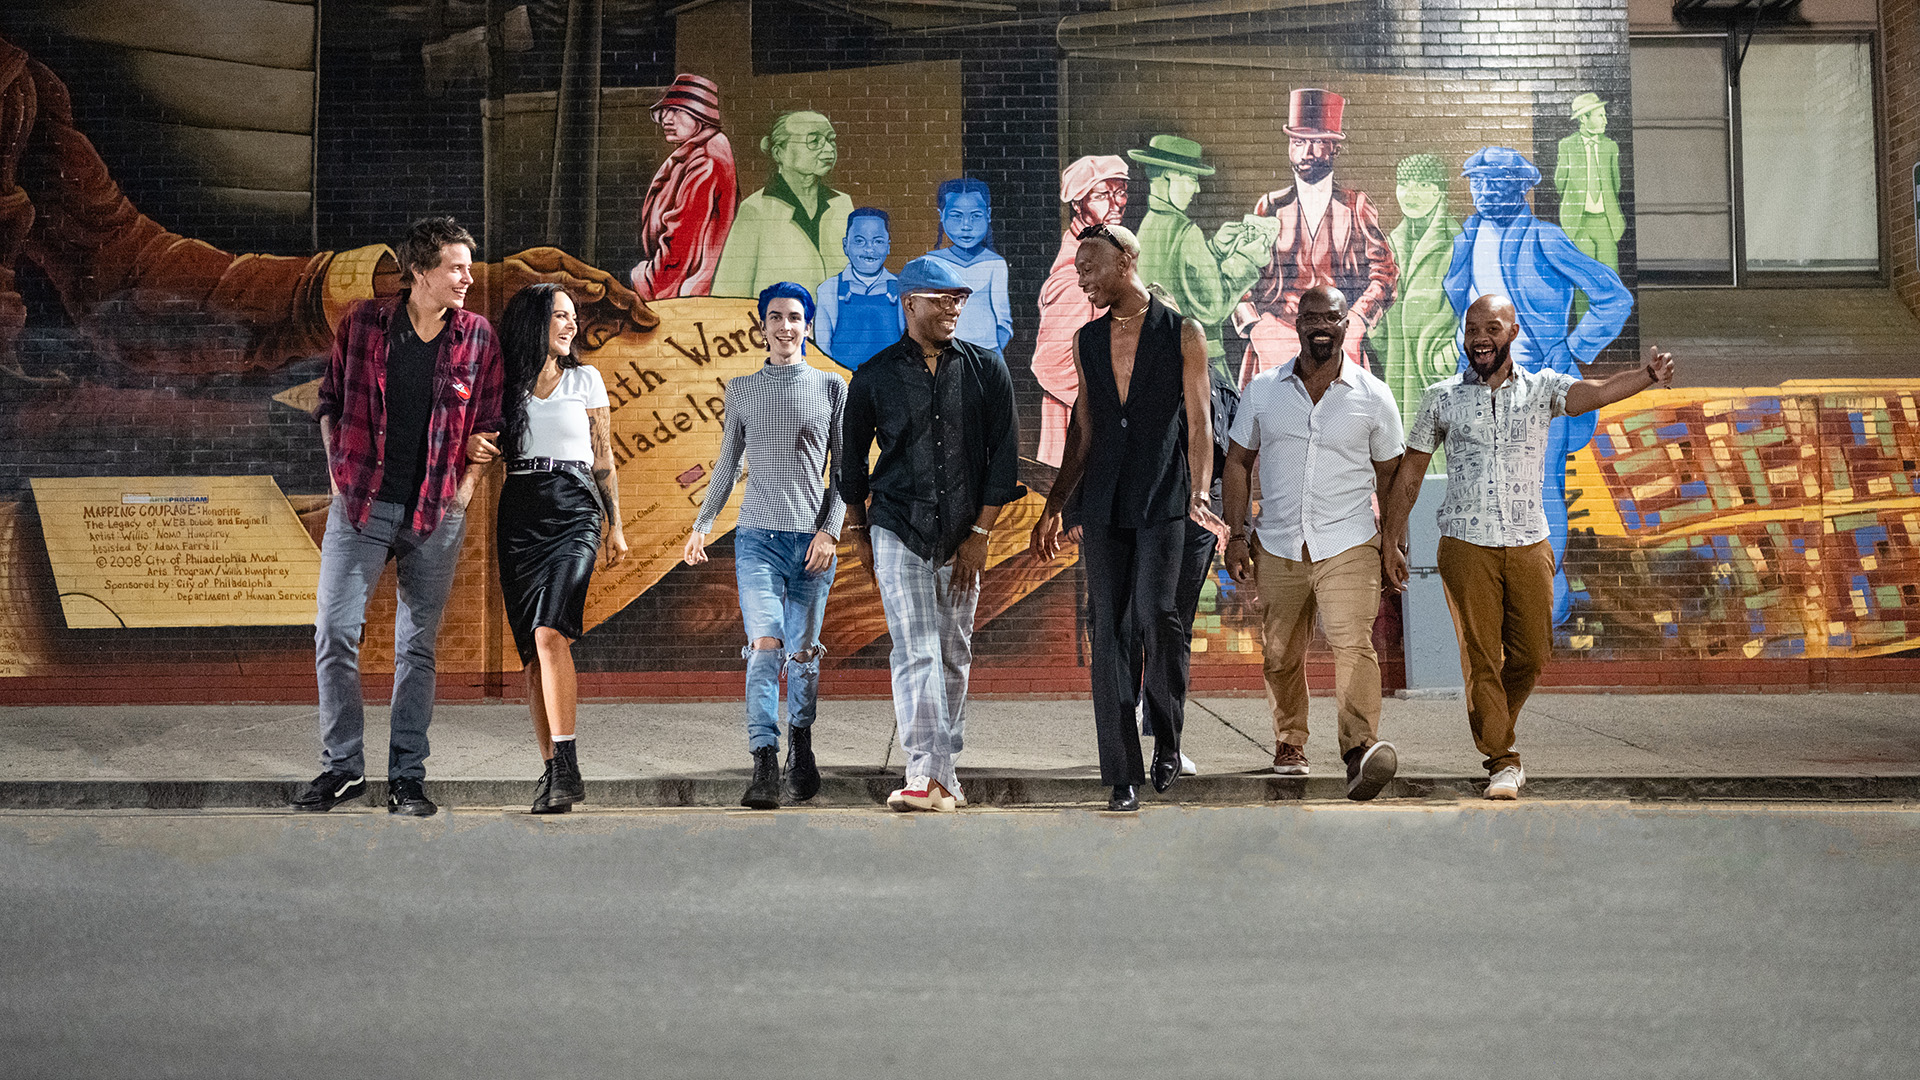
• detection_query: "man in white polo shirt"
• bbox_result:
[1221,284,1406,801]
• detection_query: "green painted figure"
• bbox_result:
[1369,153,1461,472]
[712,110,853,299]
[1555,92,1625,273]
[1127,135,1276,383]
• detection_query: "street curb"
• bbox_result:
[3,773,1918,810]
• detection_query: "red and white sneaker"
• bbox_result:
[887,775,955,812]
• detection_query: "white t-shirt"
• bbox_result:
[518,364,609,465]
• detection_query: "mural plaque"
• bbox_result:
[30,476,322,629]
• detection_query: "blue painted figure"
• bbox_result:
[816,207,902,370]
[923,178,1012,351]
[1443,147,1633,625]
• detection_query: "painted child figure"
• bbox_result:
[815,207,903,371]
[922,178,1012,352]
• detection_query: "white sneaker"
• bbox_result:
[887,775,955,813]
[1486,765,1525,800]
[950,778,968,808]
[1178,753,1197,776]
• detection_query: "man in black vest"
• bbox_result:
[1032,223,1227,812]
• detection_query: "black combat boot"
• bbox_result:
[530,757,569,814]
[785,724,821,802]
[550,740,585,806]
[742,745,781,809]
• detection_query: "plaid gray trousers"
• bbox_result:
[872,526,978,792]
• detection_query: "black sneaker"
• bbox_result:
[1345,741,1398,802]
[387,776,438,817]
[291,770,365,812]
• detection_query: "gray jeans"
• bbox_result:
[314,498,467,780]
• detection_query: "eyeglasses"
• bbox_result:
[780,131,837,151]
[908,293,968,312]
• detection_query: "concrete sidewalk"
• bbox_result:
[3,692,1917,809]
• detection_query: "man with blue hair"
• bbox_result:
[1442,146,1633,624]
[683,281,847,809]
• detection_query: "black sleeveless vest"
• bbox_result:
[1077,297,1190,528]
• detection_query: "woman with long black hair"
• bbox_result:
[467,283,628,813]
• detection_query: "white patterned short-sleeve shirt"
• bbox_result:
[1405,364,1577,547]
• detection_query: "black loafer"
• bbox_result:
[387,776,438,817]
[1150,742,1180,794]
[1106,785,1139,812]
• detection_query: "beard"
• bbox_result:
[1293,157,1334,186]
[1469,338,1512,382]
[1303,330,1339,364]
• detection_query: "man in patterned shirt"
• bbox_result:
[294,217,505,817]
[1381,293,1673,800]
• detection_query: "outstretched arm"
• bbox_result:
[1564,345,1674,416]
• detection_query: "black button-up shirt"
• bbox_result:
[839,335,1025,563]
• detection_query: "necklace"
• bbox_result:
[1111,301,1150,324]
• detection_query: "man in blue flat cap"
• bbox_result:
[1442,146,1633,625]
[839,256,1025,814]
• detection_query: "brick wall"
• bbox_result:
[1889,0,1920,318]
[0,0,1912,705]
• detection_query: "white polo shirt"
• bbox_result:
[1229,356,1404,562]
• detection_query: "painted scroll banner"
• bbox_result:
[29,475,321,628]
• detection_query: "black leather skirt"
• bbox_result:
[497,470,603,666]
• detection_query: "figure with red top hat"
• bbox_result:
[630,74,738,300]
[1233,88,1398,388]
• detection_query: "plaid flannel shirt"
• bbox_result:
[314,293,504,536]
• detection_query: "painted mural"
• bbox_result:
[1032,155,1128,469]
[813,207,901,372]
[0,0,1913,701]
[1236,89,1399,387]
[629,74,736,301]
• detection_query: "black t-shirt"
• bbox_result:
[373,314,441,509]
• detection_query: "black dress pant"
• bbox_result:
[1139,518,1219,741]
[1083,517,1190,786]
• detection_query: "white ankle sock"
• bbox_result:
[551,734,575,743]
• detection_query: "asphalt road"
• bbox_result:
[2,802,1916,1079]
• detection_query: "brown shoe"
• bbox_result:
[1272,742,1309,776]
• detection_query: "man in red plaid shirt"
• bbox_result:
[293,217,504,817]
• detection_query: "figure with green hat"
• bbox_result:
[1369,153,1462,471]
[1129,134,1278,384]
[1554,93,1624,278]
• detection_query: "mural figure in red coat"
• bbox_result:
[629,74,738,301]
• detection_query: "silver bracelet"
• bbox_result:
[969,524,990,537]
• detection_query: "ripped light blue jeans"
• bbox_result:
[734,526,837,751]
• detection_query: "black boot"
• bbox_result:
[742,746,781,809]
[785,725,821,802]
[530,758,570,815]
[550,740,585,806]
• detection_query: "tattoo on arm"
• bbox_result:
[587,407,621,524]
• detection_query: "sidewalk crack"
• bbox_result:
[1531,706,1673,760]
[1187,699,1270,751]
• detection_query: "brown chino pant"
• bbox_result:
[1436,536,1556,773]
[1253,535,1384,757]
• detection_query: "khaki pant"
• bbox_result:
[1436,536,1555,773]
[1254,535,1384,756]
